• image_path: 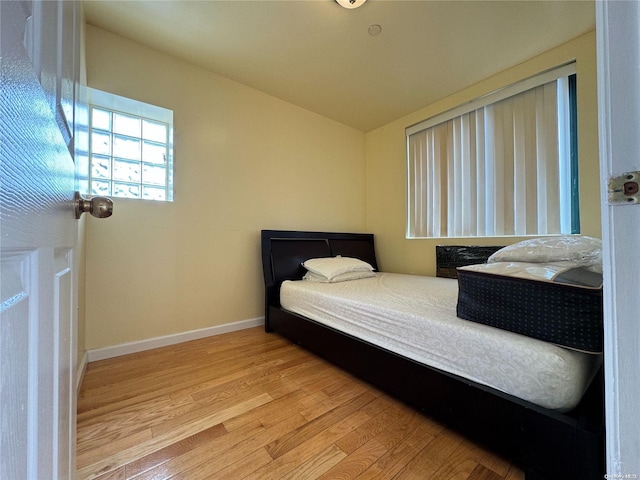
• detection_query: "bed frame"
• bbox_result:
[261,230,604,480]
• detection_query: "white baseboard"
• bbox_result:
[86,317,264,362]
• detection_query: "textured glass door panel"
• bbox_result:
[1,1,79,475]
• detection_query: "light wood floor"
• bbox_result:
[77,327,524,480]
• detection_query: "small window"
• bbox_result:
[406,63,579,238]
[85,89,174,202]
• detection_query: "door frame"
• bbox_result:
[596,0,640,475]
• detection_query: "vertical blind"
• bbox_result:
[407,64,578,238]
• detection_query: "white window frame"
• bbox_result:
[406,63,578,239]
[86,88,174,202]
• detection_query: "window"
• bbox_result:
[85,88,174,201]
[406,64,579,238]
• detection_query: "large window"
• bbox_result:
[85,88,174,202]
[407,64,579,238]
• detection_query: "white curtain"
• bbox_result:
[407,76,573,238]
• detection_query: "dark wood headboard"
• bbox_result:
[261,230,378,309]
[435,245,503,279]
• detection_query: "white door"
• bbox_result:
[596,0,640,476]
[1,0,79,478]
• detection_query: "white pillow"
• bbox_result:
[488,235,602,267]
[459,262,573,282]
[302,256,374,282]
[303,270,376,283]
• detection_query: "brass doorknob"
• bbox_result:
[74,192,113,219]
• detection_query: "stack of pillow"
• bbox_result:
[458,235,603,286]
[302,255,375,283]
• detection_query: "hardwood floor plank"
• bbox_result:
[188,349,313,402]
[433,436,478,476]
[289,363,351,393]
[265,391,376,460]
[175,413,310,479]
[78,394,175,431]
[80,338,288,415]
[221,388,308,431]
[372,409,432,451]
[335,402,406,455]
[299,381,371,422]
[164,352,300,405]
[77,394,272,479]
[149,389,273,438]
[262,390,332,429]
[123,423,227,478]
[128,420,265,480]
[93,467,125,480]
[356,395,401,417]
[77,395,191,456]
[77,327,526,480]
[319,438,389,480]
[244,409,371,480]
[132,410,307,480]
[201,447,274,480]
[279,444,348,480]
[340,409,431,480]
[77,429,154,471]
[453,436,513,478]
[467,464,506,480]
[393,429,465,480]
[504,465,526,480]
[431,457,479,480]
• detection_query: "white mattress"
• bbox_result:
[280,272,601,411]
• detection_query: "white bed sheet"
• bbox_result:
[280,272,601,411]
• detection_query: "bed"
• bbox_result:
[261,230,605,480]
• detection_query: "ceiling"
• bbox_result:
[83,0,595,132]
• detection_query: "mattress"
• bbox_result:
[457,262,603,353]
[280,272,602,411]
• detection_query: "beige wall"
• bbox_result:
[84,25,366,350]
[365,31,600,276]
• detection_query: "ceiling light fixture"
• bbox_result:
[335,0,366,9]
